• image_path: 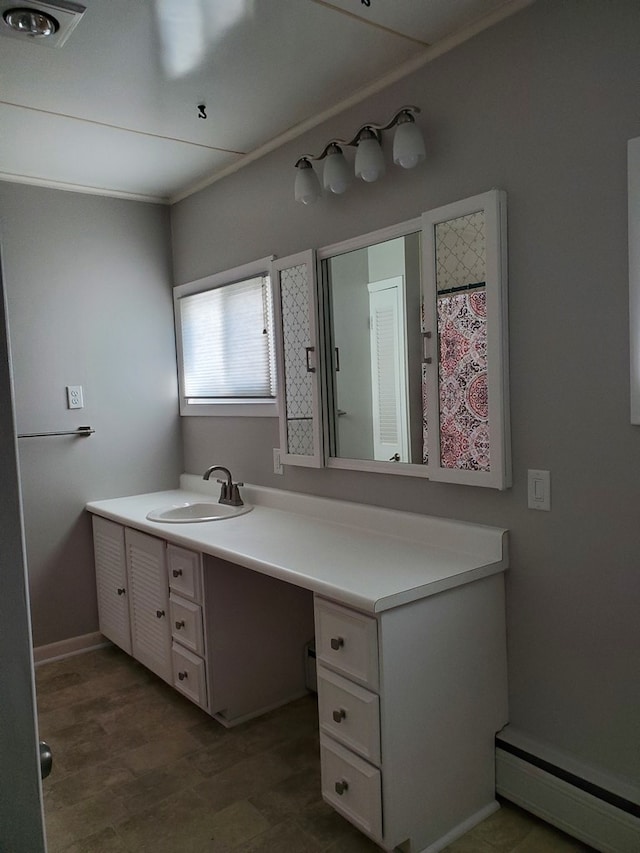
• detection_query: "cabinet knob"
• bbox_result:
[332,708,346,723]
[330,637,344,651]
[178,671,188,681]
[156,610,165,618]
[172,569,183,577]
[116,588,126,596]
[175,620,185,630]
[334,779,348,796]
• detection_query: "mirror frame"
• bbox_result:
[316,191,511,489]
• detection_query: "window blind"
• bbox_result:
[179,275,276,400]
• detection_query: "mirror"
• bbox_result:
[318,191,510,487]
[323,230,423,464]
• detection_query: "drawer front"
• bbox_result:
[172,643,208,710]
[169,594,204,656]
[317,666,380,766]
[315,598,379,690]
[320,734,382,842]
[167,545,202,603]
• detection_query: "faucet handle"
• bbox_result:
[234,481,244,487]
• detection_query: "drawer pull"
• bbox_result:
[332,708,346,723]
[334,779,349,796]
[116,587,126,596]
[330,637,344,651]
[175,620,185,630]
[178,670,188,681]
[172,569,183,577]
[156,610,165,618]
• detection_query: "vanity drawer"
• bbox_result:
[169,594,204,656]
[315,598,379,690]
[317,665,380,766]
[320,734,382,842]
[167,545,202,603]
[172,643,207,710]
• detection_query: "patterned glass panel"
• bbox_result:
[434,210,490,471]
[437,292,489,470]
[280,263,314,456]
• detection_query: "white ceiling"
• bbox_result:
[0,0,529,203]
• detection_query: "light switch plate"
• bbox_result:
[528,469,550,511]
[273,448,283,475]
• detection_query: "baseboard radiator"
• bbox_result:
[496,730,640,853]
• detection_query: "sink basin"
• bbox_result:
[146,501,253,523]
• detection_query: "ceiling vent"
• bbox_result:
[0,0,85,47]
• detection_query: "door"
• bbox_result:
[0,252,47,851]
[126,528,172,683]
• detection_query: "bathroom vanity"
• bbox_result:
[87,475,509,853]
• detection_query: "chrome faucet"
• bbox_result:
[202,465,244,507]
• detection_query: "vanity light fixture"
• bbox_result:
[293,106,425,205]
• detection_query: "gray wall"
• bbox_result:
[0,183,182,647]
[171,0,640,786]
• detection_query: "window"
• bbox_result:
[174,257,277,416]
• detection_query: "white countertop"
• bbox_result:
[86,474,508,614]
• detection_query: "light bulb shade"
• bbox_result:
[323,146,351,194]
[294,160,321,205]
[393,118,425,169]
[355,134,385,183]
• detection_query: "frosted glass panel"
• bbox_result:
[280,263,314,456]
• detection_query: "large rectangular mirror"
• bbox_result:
[317,190,511,488]
[322,226,422,465]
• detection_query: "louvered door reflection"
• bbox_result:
[368,277,409,463]
[125,528,171,683]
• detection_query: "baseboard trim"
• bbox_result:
[34,632,109,665]
[496,748,640,853]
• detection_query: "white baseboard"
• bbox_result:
[496,748,640,853]
[34,632,109,666]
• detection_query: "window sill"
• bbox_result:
[179,400,278,418]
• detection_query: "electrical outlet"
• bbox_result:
[273,448,284,475]
[66,385,84,409]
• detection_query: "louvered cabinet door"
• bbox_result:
[125,528,171,684]
[92,516,131,654]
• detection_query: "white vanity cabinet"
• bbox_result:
[315,573,508,853]
[92,517,172,685]
[92,516,131,655]
[88,481,509,853]
[167,544,209,710]
[92,518,315,724]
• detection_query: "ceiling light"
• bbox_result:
[3,6,58,36]
[293,106,425,204]
[0,1,86,47]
